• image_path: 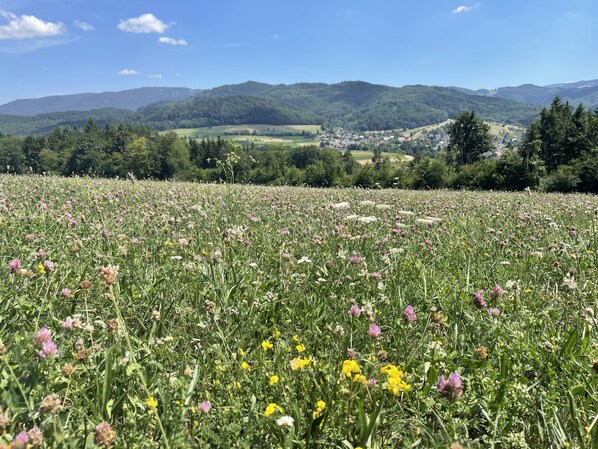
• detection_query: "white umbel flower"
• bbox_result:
[276,415,295,427]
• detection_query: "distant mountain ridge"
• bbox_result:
[0,87,201,116]
[0,80,545,135]
[451,79,598,108]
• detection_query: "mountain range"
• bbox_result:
[1,78,596,136]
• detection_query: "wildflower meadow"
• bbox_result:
[0,174,597,448]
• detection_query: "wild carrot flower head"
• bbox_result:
[276,415,294,427]
[438,373,464,400]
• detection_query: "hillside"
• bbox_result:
[0,81,542,135]
[139,95,321,129]
[0,109,137,135]
[0,87,200,116]
[452,79,598,108]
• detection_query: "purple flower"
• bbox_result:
[8,258,21,273]
[368,323,381,339]
[349,255,364,264]
[12,432,29,449]
[403,305,417,322]
[33,328,52,346]
[491,285,504,300]
[473,290,486,309]
[61,288,72,298]
[43,260,55,271]
[63,317,75,331]
[27,427,43,446]
[437,373,464,400]
[488,307,501,317]
[199,401,212,414]
[39,340,58,359]
[370,272,382,280]
[349,304,361,318]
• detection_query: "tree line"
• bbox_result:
[0,96,597,192]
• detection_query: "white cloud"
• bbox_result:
[272,34,278,39]
[158,36,187,46]
[73,20,93,31]
[453,3,480,14]
[118,13,168,34]
[148,73,162,79]
[118,69,139,76]
[0,10,65,40]
[452,6,472,14]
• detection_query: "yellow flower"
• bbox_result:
[37,263,46,274]
[353,374,367,385]
[295,344,305,353]
[146,396,158,409]
[342,360,361,378]
[272,329,281,338]
[269,375,279,385]
[289,357,311,371]
[380,364,411,396]
[264,403,283,417]
[241,361,250,371]
[292,335,300,342]
[238,348,246,356]
[312,400,326,418]
[261,340,273,351]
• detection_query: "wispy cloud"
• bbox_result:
[73,20,93,31]
[118,69,139,76]
[159,36,187,46]
[453,3,480,14]
[118,13,168,34]
[148,73,162,79]
[0,10,65,40]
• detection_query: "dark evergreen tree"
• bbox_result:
[447,111,494,167]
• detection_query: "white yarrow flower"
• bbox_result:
[333,202,350,209]
[358,216,377,224]
[276,415,295,427]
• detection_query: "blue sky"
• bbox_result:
[0,0,597,104]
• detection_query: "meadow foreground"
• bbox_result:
[0,175,597,448]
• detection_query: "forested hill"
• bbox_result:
[202,81,541,130]
[0,81,541,135]
[138,96,321,129]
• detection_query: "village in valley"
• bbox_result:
[318,120,525,158]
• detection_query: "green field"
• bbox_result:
[349,150,412,164]
[381,120,525,140]
[1,175,597,448]
[171,124,322,147]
